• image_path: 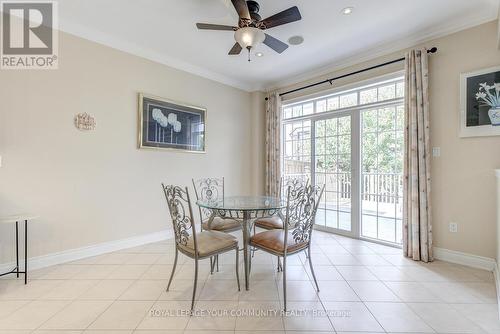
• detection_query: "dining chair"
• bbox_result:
[192,177,241,233]
[192,177,242,273]
[162,184,240,312]
[253,177,309,232]
[250,183,325,311]
[253,177,309,271]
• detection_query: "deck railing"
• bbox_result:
[283,172,403,204]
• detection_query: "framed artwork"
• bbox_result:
[138,93,206,152]
[459,66,500,137]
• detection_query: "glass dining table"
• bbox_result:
[197,196,286,290]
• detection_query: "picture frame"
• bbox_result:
[138,93,206,153]
[459,66,500,138]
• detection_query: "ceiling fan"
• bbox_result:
[196,0,302,61]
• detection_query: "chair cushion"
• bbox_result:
[254,216,283,230]
[179,230,237,257]
[202,217,241,232]
[250,230,308,255]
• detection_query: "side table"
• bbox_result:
[0,215,37,284]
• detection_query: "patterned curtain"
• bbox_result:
[265,92,282,197]
[403,49,433,262]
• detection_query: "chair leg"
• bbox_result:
[277,256,282,272]
[166,248,178,291]
[235,248,240,291]
[216,254,219,272]
[307,248,320,292]
[249,246,252,275]
[252,224,256,257]
[191,259,199,312]
[210,257,214,274]
[282,255,287,312]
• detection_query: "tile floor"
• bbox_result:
[0,230,499,333]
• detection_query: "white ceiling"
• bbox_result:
[57,0,500,91]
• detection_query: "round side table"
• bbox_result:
[0,215,37,284]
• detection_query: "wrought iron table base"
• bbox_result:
[0,220,28,284]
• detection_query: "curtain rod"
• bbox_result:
[265,47,438,101]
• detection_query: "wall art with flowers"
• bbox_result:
[460,66,500,137]
[138,93,206,152]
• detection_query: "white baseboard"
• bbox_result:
[493,263,500,319]
[433,247,496,271]
[0,229,173,274]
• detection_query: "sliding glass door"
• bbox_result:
[360,105,404,244]
[313,113,358,236]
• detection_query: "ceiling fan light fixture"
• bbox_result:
[234,27,265,49]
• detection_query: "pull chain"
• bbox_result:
[247,46,251,62]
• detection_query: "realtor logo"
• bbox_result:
[1,1,58,69]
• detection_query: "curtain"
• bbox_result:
[265,92,282,197]
[403,49,433,262]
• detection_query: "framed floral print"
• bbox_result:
[460,66,500,137]
[138,93,206,152]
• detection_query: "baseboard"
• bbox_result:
[493,263,500,319]
[0,229,173,274]
[433,247,496,271]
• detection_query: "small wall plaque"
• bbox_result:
[74,113,96,131]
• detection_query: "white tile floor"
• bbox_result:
[0,230,498,333]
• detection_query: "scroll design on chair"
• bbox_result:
[192,177,224,221]
[163,185,194,247]
[290,185,324,244]
[282,177,308,199]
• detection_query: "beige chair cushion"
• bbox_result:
[250,230,308,255]
[179,230,238,258]
[202,216,241,232]
[254,216,283,230]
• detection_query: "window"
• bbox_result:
[281,75,405,245]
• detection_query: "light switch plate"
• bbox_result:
[449,222,458,233]
[432,147,441,157]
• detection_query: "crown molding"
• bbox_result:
[266,14,499,92]
[55,8,498,94]
[58,21,257,92]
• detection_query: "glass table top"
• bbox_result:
[196,196,286,211]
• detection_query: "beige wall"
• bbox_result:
[497,9,500,49]
[275,21,500,259]
[0,31,255,264]
[250,91,267,195]
[1,20,499,266]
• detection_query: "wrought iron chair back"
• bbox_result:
[192,177,224,224]
[162,184,198,255]
[275,177,310,227]
[283,184,325,252]
[280,176,309,199]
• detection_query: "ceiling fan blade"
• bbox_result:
[228,42,243,55]
[231,0,251,20]
[263,34,288,54]
[260,6,302,29]
[196,23,237,31]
